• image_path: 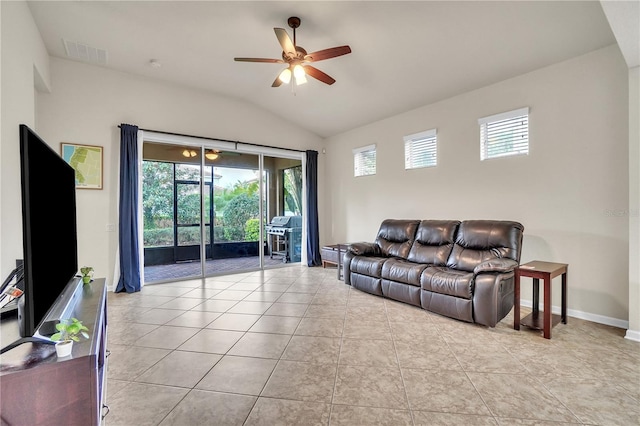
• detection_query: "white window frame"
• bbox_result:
[478,107,529,161]
[404,129,437,170]
[353,144,376,177]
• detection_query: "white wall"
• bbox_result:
[0,0,50,279]
[628,66,640,339]
[324,45,629,325]
[1,2,3,275]
[30,57,323,287]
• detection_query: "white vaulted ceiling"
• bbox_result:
[27,1,617,138]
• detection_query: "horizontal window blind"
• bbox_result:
[353,144,376,177]
[404,129,437,169]
[479,107,529,160]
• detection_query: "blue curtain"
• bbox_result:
[305,150,322,266]
[115,124,141,293]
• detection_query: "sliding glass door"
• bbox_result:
[209,161,261,273]
[142,146,206,281]
[263,156,303,269]
[141,138,305,283]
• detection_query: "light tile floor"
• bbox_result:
[105,266,639,426]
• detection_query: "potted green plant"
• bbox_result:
[80,266,94,285]
[51,317,90,358]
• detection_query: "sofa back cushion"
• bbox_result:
[446,220,524,272]
[407,220,460,266]
[375,219,421,259]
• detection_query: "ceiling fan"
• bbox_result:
[234,16,352,87]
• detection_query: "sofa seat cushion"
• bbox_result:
[420,267,474,299]
[381,258,428,286]
[349,256,388,278]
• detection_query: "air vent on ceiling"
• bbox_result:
[62,39,108,65]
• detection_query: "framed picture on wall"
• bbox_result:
[60,142,104,190]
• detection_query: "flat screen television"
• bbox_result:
[17,124,78,339]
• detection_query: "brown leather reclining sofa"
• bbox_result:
[344,219,524,327]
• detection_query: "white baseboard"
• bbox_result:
[519,299,629,330]
[624,329,640,342]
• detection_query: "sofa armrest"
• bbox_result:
[473,272,515,327]
[344,242,381,286]
[348,242,381,256]
[474,259,518,275]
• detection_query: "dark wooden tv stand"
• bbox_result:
[0,278,108,425]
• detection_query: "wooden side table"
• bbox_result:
[321,244,348,281]
[514,261,568,339]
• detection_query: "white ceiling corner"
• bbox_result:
[600,0,640,68]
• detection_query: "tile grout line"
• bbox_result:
[327,281,350,426]
[383,298,416,426]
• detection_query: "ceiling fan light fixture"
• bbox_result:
[295,74,307,85]
[182,149,197,158]
[279,68,292,84]
[205,150,219,160]
[293,64,307,84]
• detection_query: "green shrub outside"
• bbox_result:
[144,228,173,246]
[222,193,259,242]
[245,219,260,241]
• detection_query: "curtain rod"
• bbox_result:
[118,125,306,153]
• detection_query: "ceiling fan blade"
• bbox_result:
[234,57,284,63]
[304,45,352,62]
[304,65,336,85]
[272,75,283,87]
[274,28,296,55]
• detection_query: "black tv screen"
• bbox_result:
[19,124,78,337]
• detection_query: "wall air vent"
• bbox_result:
[62,39,108,65]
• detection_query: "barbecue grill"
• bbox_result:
[266,216,302,263]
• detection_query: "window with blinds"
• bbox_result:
[353,144,376,177]
[479,107,529,160]
[404,129,437,169]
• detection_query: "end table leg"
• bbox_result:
[562,271,567,324]
[514,271,521,331]
[544,275,552,339]
[532,278,540,317]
